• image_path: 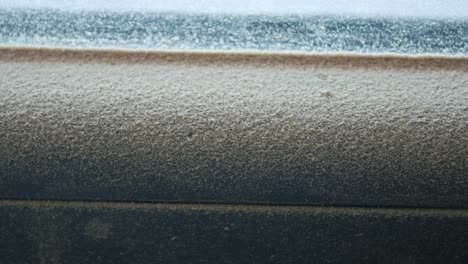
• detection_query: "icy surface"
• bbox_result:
[2,0,468,18]
[1,8,468,55]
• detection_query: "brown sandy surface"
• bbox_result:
[0,47,467,207]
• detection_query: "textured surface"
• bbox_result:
[1,200,468,264]
[1,48,468,207]
[1,47,468,263]
[1,8,468,55]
